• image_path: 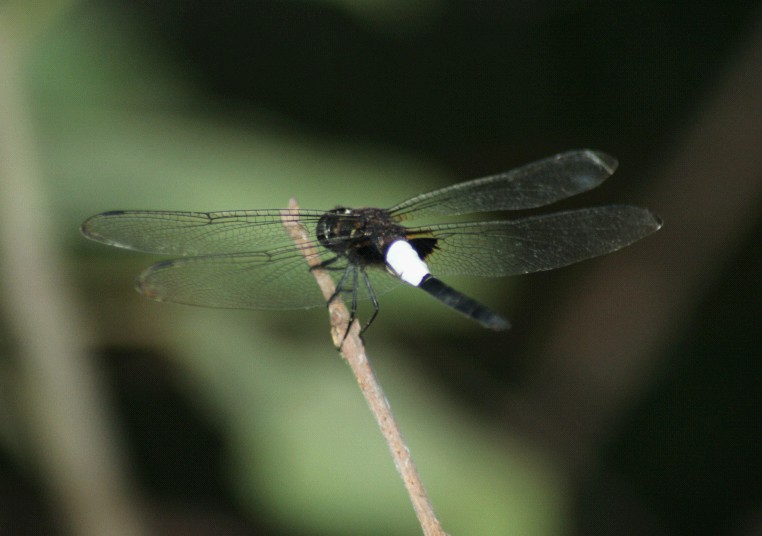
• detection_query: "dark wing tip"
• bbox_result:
[80,211,126,241]
[80,216,100,240]
[649,211,664,231]
[555,150,619,193]
[584,150,619,175]
[79,221,92,238]
[634,208,663,233]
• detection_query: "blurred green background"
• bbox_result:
[0,1,760,535]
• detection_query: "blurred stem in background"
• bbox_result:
[0,3,147,535]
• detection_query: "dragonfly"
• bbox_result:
[81,149,661,332]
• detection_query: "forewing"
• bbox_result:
[390,150,618,220]
[415,206,661,277]
[81,209,331,255]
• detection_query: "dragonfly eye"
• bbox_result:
[316,207,360,250]
[316,213,337,247]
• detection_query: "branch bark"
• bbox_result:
[281,199,448,536]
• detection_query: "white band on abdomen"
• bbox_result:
[385,240,431,287]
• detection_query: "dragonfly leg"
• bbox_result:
[322,264,360,344]
[360,268,380,334]
[326,263,352,306]
[331,265,360,344]
[312,255,340,271]
[346,266,360,338]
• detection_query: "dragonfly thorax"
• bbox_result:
[316,206,408,266]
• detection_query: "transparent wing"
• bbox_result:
[80,209,333,256]
[136,246,403,310]
[413,206,661,277]
[389,150,618,220]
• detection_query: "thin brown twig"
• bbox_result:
[281,199,448,536]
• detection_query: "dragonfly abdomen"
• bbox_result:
[418,276,509,330]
